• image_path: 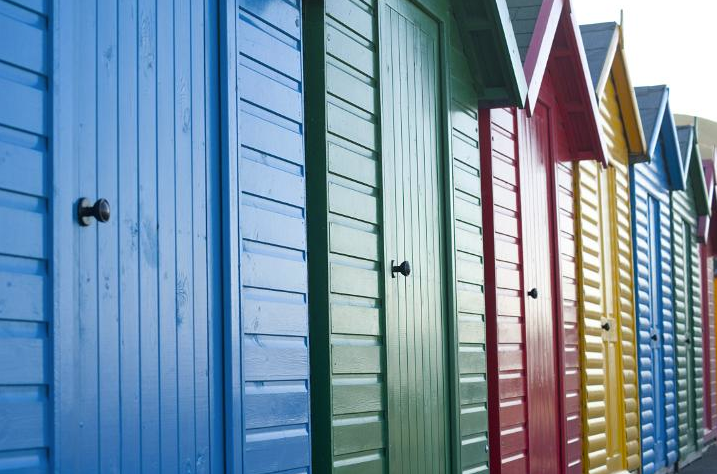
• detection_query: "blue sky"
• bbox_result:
[573,0,717,121]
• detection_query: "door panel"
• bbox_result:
[602,168,625,471]
[381,1,447,472]
[520,102,560,473]
[648,196,666,468]
[71,2,223,472]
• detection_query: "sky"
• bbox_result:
[572,0,717,122]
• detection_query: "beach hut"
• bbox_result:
[576,22,646,473]
[676,115,717,444]
[302,0,526,472]
[479,1,606,472]
[0,0,311,472]
[632,85,686,474]
[670,124,710,467]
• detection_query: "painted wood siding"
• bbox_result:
[609,130,642,473]
[305,0,387,470]
[671,184,704,464]
[448,17,490,474]
[482,107,528,473]
[0,1,51,471]
[555,139,582,474]
[575,75,640,473]
[575,159,608,472]
[631,142,679,474]
[236,0,312,471]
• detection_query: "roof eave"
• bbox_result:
[491,0,529,107]
[567,4,608,167]
[613,25,648,157]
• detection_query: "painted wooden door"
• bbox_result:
[60,2,225,472]
[671,195,703,463]
[381,0,448,471]
[519,102,561,473]
[647,196,667,469]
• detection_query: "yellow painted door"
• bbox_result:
[602,167,626,472]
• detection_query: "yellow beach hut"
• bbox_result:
[576,22,647,473]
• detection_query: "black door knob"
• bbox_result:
[391,260,411,278]
[651,334,658,341]
[685,337,691,345]
[78,198,111,226]
[527,288,538,299]
[602,322,611,331]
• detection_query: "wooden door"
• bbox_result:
[381,0,448,471]
[602,169,626,471]
[67,2,224,471]
[682,223,699,452]
[648,196,667,468]
[520,102,561,472]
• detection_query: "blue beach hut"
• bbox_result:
[632,85,686,474]
[0,1,310,472]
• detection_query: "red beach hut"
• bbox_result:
[480,0,607,472]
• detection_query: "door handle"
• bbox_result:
[78,198,111,226]
[651,334,658,341]
[391,260,411,278]
[601,322,611,331]
[527,288,538,299]
[685,337,691,345]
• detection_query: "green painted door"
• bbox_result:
[683,222,698,452]
[380,1,449,472]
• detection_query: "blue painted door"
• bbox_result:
[59,1,225,472]
[648,196,666,468]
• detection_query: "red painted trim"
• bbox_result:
[524,0,563,113]
[564,6,608,167]
[544,100,569,473]
[701,246,717,439]
[701,247,711,430]
[479,108,502,472]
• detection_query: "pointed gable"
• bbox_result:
[635,85,685,190]
[699,159,716,246]
[506,0,606,165]
[580,22,647,162]
[674,115,717,247]
[451,0,528,107]
[677,125,711,218]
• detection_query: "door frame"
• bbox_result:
[376,0,460,469]
[53,1,80,470]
